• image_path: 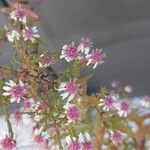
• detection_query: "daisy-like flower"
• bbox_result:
[10,109,22,125]
[7,30,20,43]
[116,101,129,117]
[60,42,78,62]
[33,128,44,145]
[63,103,80,123]
[86,48,105,69]
[57,79,80,102]
[78,37,93,55]
[79,132,93,150]
[0,132,16,150]
[141,96,150,108]
[10,7,27,24]
[3,80,26,103]
[39,53,55,68]
[35,100,46,111]
[22,26,40,43]
[110,130,123,145]
[66,135,81,150]
[99,95,115,111]
[21,98,34,111]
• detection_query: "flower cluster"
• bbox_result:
[60,38,105,69]
[99,93,130,117]
[0,3,149,150]
[2,80,26,103]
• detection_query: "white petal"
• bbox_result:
[66,135,71,144]
[93,62,98,69]
[67,94,75,102]
[2,92,10,96]
[85,132,91,141]
[61,92,69,100]
[2,86,11,91]
[78,133,84,143]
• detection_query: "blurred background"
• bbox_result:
[0,0,150,96]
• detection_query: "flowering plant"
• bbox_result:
[0,1,150,150]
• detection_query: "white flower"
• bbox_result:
[86,48,105,69]
[39,53,55,68]
[77,37,93,55]
[10,8,27,24]
[23,26,40,42]
[60,42,78,62]
[57,79,80,102]
[3,80,26,103]
[7,30,20,43]
[63,103,80,123]
[99,95,115,111]
[116,101,129,117]
[79,132,92,150]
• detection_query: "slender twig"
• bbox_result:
[0,65,57,84]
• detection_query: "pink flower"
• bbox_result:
[141,96,150,108]
[66,135,81,150]
[10,8,27,24]
[86,48,105,69]
[60,42,78,62]
[79,133,92,150]
[35,100,46,111]
[99,95,115,111]
[78,38,93,55]
[111,131,123,145]
[117,101,129,117]
[21,98,34,111]
[11,109,22,125]
[33,134,43,144]
[3,80,26,103]
[39,53,55,68]
[0,133,16,150]
[64,103,80,122]
[23,26,40,42]
[58,79,80,102]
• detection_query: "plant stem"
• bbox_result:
[3,103,14,138]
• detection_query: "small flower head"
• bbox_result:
[64,103,80,122]
[60,42,78,62]
[33,128,44,144]
[11,109,22,125]
[86,48,105,69]
[58,79,80,102]
[141,96,150,108]
[66,135,81,150]
[23,26,40,42]
[117,101,129,117]
[99,95,115,111]
[124,85,133,93]
[0,133,16,150]
[10,7,27,24]
[111,131,123,145]
[39,53,55,68]
[79,132,92,150]
[111,80,120,88]
[21,98,34,111]
[7,30,20,43]
[78,37,93,55]
[3,80,26,103]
